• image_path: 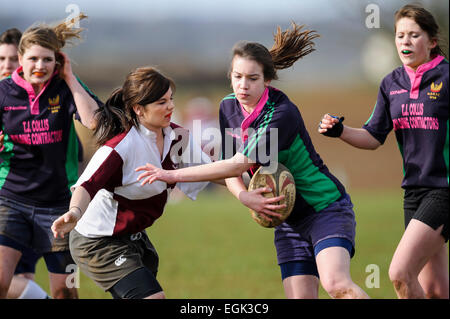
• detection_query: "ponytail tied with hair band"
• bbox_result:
[93,88,129,146]
[106,88,125,109]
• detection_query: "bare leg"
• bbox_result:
[48,272,78,299]
[418,244,449,299]
[6,276,28,299]
[389,220,445,299]
[316,246,369,299]
[282,275,319,299]
[0,246,22,299]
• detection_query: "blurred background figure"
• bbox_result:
[168,97,221,201]
[183,97,220,162]
[184,97,221,193]
[0,28,21,79]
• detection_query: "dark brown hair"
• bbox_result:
[94,66,176,146]
[0,28,22,46]
[395,4,447,58]
[230,22,320,81]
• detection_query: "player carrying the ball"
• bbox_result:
[137,22,369,299]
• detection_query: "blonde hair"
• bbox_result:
[18,13,87,55]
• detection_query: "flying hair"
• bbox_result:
[269,22,320,71]
[231,22,320,81]
[52,13,88,48]
[18,13,88,55]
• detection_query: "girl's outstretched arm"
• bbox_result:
[319,113,381,150]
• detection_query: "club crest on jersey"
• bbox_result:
[48,95,61,113]
[427,82,442,100]
[430,82,442,92]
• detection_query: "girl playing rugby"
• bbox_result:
[319,4,448,299]
[136,23,369,299]
[0,14,102,299]
[51,67,211,299]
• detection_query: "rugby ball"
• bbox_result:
[247,163,296,227]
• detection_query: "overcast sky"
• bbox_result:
[3,0,446,25]
[1,0,369,22]
[2,0,447,86]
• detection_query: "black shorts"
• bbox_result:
[109,266,162,299]
[404,187,449,242]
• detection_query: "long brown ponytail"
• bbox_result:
[93,88,129,147]
[230,22,320,81]
[270,22,320,72]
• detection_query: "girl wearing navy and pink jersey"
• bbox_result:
[319,4,448,299]
[0,14,102,299]
[136,23,369,299]
[51,67,210,299]
[0,27,51,300]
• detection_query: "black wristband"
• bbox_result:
[322,116,345,138]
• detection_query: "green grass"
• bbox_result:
[34,188,406,299]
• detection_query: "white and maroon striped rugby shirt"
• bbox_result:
[74,123,210,238]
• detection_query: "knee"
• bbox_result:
[52,287,78,299]
[389,263,418,297]
[320,276,353,299]
[388,263,412,286]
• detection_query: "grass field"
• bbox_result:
[33,187,409,299]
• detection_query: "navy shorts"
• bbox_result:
[0,196,74,274]
[275,194,356,279]
[14,247,41,275]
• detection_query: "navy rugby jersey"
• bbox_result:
[219,86,347,221]
[0,67,103,206]
[363,55,449,188]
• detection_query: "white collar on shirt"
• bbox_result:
[137,124,177,161]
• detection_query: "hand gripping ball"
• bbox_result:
[247,163,296,227]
